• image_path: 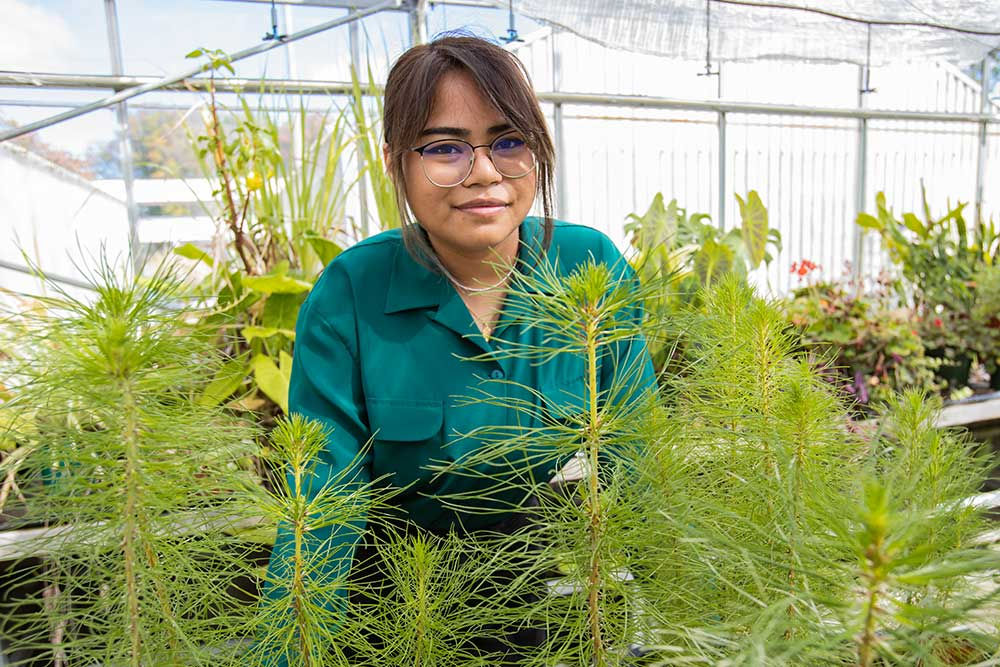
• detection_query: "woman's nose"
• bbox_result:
[462,145,503,186]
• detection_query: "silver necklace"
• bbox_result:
[438,262,516,293]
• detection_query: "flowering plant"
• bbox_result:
[785,264,940,412]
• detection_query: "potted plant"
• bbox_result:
[857,187,999,392]
[784,265,940,414]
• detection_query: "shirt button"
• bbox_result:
[490,369,505,379]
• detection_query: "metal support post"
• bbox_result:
[551,30,567,220]
[103,0,141,272]
[408,0,428,46]
[350,17,370,237]
[852,64,869,283]
[717,110,726,230]
[283,5,304,168]
[974,58,989,227]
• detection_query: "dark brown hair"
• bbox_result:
[382,34,556,270]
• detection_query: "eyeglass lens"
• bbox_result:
[419,134,535,187]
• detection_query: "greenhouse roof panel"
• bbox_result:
[513,0,1000,66]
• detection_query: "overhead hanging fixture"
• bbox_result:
[500,0,523,44]
[262,0,287,42]
[698,0,720,80]
[860,23,876,95]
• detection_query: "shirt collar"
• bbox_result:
[383,217,545,315]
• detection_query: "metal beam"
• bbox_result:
[551,29,567,219]
[103,0,141,270]
[0,0,401,143]
[0,259,96,291]
[975,58,989,226]
[209,0,497,8]
[718,111,726,230]
[533,91,999,124]
[852,65,869,283]
[0,72,359,95]
[407,0,429,45]
[5,71,999,125]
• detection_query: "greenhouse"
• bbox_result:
[2,0,1000,665]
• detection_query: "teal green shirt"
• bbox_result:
[265,216,655,628]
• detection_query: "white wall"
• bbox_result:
[0,142,129,297]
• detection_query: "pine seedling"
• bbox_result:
[0,257,260,666]
[643,280,1000,663]
[236,415,397,667]
[434,252,668,666]
[823,392,1000,665]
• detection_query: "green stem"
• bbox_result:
[415,559,428,667]
[585,319,605,666]
[290,456,315,667]
[122,383,143,667]
[858,539,885,667]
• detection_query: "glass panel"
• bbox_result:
[983,128,1000,224]
[560,105,718,249]
[5,0,111,74]
[866,62,983,114]
[0,105,126,296]
[727,114,857,294]
[865,118,980,283]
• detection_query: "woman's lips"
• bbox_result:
[455,200,509,216]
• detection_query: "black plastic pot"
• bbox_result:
[928,348,974,391]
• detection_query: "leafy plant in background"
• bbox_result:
[181,48,390,421]
[785,262,940,413]
[857,187,1000,389]
[0,260,260,666]
[625,191,781,372]
[970,263,1000,389]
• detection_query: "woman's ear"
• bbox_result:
[382,143,393,176]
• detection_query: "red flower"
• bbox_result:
[791,259,820,278]
[933,317,943,328]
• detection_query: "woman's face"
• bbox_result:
[400,69,537,260]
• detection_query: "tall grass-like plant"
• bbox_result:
[350,63,400,233]
[0,259,259,666]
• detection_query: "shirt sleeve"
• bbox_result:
[259,263,371,664]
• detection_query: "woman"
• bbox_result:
[266,34,656,663]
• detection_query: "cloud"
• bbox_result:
[1,1,78,72]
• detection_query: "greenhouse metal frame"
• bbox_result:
[1,0,998,285]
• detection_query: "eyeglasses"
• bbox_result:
[409,132,536,188]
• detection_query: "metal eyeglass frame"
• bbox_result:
[409,132,536,187]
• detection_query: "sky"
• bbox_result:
[1,0,542,155]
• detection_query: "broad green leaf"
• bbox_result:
[261,292,306,332]
[736,191,769,269]
[279,350,293,375]
[198,357,249,407]
[856,213,881,230]
[243,273,312,295]
[172,243,215,267]
[902,213,925,237]
[252,354,290,414]
[304,232,343,266]
[242,326,296,342]
[693,237,734,285]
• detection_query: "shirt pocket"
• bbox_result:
[366,398,443,489]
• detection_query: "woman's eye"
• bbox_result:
[424,142,465,156]
[493,136,526,152]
